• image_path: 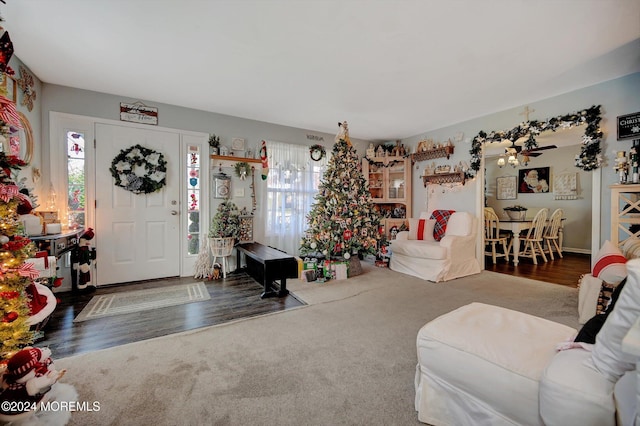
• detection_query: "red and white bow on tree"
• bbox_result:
[0,95,21,128]
[18,262,40,279]
[0,183,19,202]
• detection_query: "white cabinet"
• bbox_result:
[362,156,412,240]
[610,184,640,248]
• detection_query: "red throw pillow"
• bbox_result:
[429,210,456,241]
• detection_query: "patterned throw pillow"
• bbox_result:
[429,210,456,241]
[592,240,627,285]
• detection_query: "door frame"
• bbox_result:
[476,143,601,270]
[49,112,210,281]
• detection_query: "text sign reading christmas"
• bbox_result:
[120,102,158,125]
[617,111,640,141]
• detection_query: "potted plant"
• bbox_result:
[208,200,240,259]
[208,134,220,155]
[503,205,528,221]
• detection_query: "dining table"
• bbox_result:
[498,217,565,265]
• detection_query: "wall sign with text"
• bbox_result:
[617,111,640,141]
[120,102,158,125]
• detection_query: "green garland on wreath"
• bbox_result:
[466,105,603,179]
[234,161,252,180]
[309,144,326,161]
[110,144,167,194]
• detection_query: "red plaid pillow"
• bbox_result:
[429,210,456,241]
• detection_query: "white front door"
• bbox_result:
[95,123,181,285]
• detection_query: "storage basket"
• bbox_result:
[505,210,527,221]
[208,237,235,257]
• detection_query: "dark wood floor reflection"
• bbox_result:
[41,272,304,358]
[484,251,591,288]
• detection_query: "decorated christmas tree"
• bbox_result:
[0,151,37,361]
[300,122,383,260]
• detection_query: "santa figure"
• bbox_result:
[71,228,96,292]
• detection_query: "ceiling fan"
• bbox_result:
[504,140,558,158]
[500,140,557,167]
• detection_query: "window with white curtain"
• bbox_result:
[264,141,328,255]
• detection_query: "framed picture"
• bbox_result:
[518,167,550,193]
[496,176,517,200]
[213,174,231,199]
[1,74,16,102]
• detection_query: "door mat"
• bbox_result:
[74,282,210,322]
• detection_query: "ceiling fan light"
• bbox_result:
[497,156,505,167]
[508,154,519,167]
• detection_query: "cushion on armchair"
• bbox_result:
[408,218,436,241]
[430,210,455,241]
[593,240,627,285]
[443,211,474,237]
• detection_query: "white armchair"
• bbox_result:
[389,211,480,282]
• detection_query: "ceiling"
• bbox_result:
[3,1,639,141]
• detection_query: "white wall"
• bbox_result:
[39,83,372,246]
[402,72,640,247]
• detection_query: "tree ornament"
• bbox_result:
[3,311,18,322]
[343,230,352,240]
[109,144,167,194]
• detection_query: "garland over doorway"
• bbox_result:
[466,105,603,180]
[109,144,167,194]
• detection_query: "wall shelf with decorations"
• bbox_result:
[210,154,261,164]
[412,145,454,163]
[362,156,412,240]
[422,172,466,187]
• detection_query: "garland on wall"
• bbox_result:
[110,144,167,194]
[467,105,603,179]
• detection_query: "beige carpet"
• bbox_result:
[55,264,578,425]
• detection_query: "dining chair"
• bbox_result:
[543,208,564,260]
[516,208,549,264]
[483,208,509,264]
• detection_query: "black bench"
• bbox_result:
[236,242,298,298]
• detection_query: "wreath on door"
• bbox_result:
[110,144,167,194]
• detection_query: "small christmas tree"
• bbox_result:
[209,200,240,239]
[300,122,383,260]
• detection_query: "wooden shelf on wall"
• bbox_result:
[210,154,261,164]
[412,145,454,162]
[422,171,466,187]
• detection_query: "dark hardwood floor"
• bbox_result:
[39,272,304,358]
[484,251,591,288]
[38,253,589,359]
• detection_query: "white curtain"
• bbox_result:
[263,141,327,255]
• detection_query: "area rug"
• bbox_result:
[73,282,210,322]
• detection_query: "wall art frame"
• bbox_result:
[518,167,550,194]
[496,176,517,200]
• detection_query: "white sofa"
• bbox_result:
[390,211,480,282]
[414,259,640,426]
